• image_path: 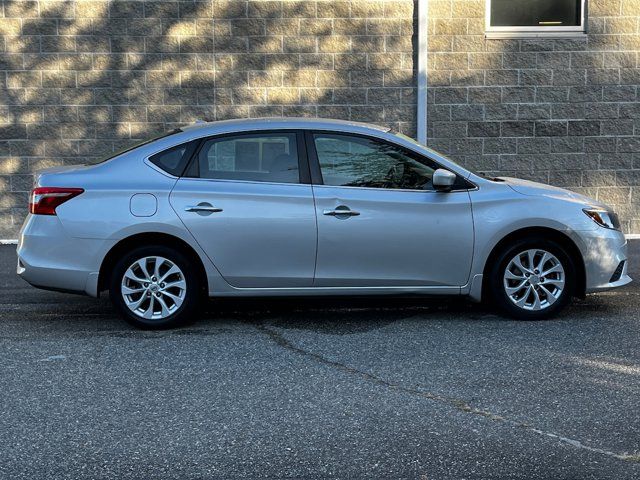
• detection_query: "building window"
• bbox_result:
[486,0,586,38]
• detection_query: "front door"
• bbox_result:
[308,132,474,287]
[170,131,317,288]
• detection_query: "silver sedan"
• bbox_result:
[17,118,631,328]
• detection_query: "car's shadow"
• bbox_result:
[4,283,629,336]
[196,293,628,335]
[199,295,495,334]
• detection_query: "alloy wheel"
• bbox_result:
[503,249,565,311]
[121,256,186,320]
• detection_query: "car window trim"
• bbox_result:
[303,130,324,185]
[304,130,475,192]
[182,130,311,185]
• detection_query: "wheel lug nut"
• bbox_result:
[160,283,165,288]
[152,277,157,282]
[155,292,161,297]
[144,282,149,287]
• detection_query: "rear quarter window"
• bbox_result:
[148,141,198,177]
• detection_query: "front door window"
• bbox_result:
[313,133,439,191]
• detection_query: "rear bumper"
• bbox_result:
[17,215,109,297]
[574,228,632,294]
[17,254,93,296]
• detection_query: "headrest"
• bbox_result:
[264,153,297,172]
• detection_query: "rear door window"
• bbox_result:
[191,133,302,184]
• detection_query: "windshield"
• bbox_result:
[95,129,182,164]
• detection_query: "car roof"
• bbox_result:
[179,117,391,136]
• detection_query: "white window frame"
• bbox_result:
[485,0,586,39]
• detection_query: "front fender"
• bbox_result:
[465,185,593,299]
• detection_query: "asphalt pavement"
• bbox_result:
[1,242,639,479]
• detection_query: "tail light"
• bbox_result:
[29,187,84,215]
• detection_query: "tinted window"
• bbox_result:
[149,141,195,176]
[490,0,581,27]
[313,134,439,190]
[195,133,300,184]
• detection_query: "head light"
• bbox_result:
[583,208,621,231]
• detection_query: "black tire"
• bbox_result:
[488,236,575,320]
[109,245,202,329]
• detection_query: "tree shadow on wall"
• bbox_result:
[0,0,418,235]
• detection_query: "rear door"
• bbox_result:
[170,131,317,288]
[307,131,474,287]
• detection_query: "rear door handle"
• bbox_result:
[185,203,223,214]
[323,206,360,217]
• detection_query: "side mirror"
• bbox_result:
[432,169,456,192]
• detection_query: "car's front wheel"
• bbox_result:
[109,245,202,329]
[488,237,575,320]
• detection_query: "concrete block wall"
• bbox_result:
[0,0,417,237]
[2,0,639,237]
[426,0,640,233]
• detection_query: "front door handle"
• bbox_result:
[185,203,223,214]
[323,206,360,217]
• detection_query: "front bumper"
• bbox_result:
[17,215,110,297]
[573,228,632,293]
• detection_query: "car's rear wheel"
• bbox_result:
[488,237,575,320]
[109,245,201,329]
